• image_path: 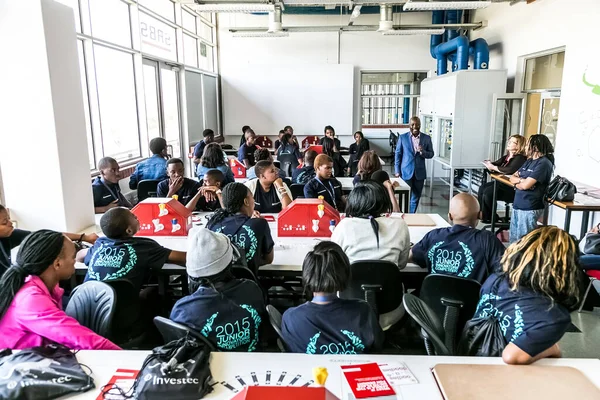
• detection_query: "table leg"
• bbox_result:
[429,160,435,199]
[449,167,454,206]
[468,170,473,195]
[158,276,168,297]
[564,209,572,234]
[491,179,498,232]
[581,211,590,240]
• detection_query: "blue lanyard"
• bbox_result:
[312,294,338,303]
[315,178,337,210]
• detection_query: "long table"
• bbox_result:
[72,350,600,400]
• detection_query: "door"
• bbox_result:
[142,59,182,158]
[538,92,560,147]
[488,94,526,161]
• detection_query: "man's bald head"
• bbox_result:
[448,193,480,227]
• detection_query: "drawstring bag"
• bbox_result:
[0,344,95,400]
[104,336,212,400]
[457,277,507,357]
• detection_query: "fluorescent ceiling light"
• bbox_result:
[191,4,275,13]
[382,28,446,35]
[232,31,290,37]
[403,1,491,11]
[284,0,352,5]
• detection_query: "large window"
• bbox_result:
[361,72,427,127]
[59,0,218,170]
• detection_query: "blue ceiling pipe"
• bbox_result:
[469,38,490,69]
[434,35,469,75]
[430,10,445,58]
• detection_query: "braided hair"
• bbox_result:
[0,230,66,320]
[344,181,392,248]
[527,134,555,165]
[206,183,250,230]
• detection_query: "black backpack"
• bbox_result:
[457,276,507,357]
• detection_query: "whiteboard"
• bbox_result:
[222,64,354,136]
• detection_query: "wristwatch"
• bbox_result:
[215,189,222,195]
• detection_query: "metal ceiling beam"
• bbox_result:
[229,22,483,32]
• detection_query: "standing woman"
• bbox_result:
[349,131,370,176]
[322,137,347,177]
[197,143,235,185]
[508,134,554,243]
[478,135,527,222]
[470,226,580,364]
[0,230,120,349]
[244,161,293,214]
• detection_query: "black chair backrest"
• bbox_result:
[266,305,283,339]
[277,154,299,178]
[103,279,144,341]
[402,293,451,356]
[389,130,398,150]
[153,316,217,351]
[137,179,160,202]
[232,265,258,282]
[339,260,403,316]
[65,281,116,338]
[290,184,305,199]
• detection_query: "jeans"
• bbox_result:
[509,209,543,243]
[406,176,425,213]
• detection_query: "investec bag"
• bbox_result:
[133,337,213,400]
[0,344,95,400]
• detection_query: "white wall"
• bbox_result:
[472,0,600,231]
[218,11,437,147]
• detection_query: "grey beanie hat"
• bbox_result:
[186,227,234,278]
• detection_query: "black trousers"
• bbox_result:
[478,181,516,221]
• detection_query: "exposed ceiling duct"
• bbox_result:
[232,5,290,37]
[377,4,394,32]
[403,0,492,10]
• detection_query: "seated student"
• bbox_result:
[353,150,382,186]
[292,149,317,184]
[206,183,274,274]
[157,158,201,207]
[320,125,342,150]
[79,207,186,291]
[247,148,285,180]
[238,130,258,168]
[276,133,303,166]
[170,228,266,351]
[411,193,505,284]
[371,170,400,213]
[579,223,600,270]
[239,125,251,147]
[192,129,215,166]
[244,161,292,214]
[281,242,384,354]
[92,157,133,213]
[0,230,120,350]
[303,154,344,211]
[349,131,370,171]
[0,204,98,276]
[197,143,235,185]
[471,226,580,365]
[322,137,347,177]
[129,137,169,189]
[187,170,224,212]
[274,130,285,151]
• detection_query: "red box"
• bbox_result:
[132,198,192,237]
[231,386,339,400]
[303,136,321,148]
[278,198,340,237]
[230,158,247,178]
[306,145,323,154]
[341,363,395,399]
[255,136,273,148]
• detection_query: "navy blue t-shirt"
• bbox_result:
[474,273,571,357]
[292,165,316,184]
[170,279,265,352]
[303,177,344,211]
[92,177,132,209]
[84,236,171,290]
[157,178,202,210]
[277,143,302,160]
[0,229,30,277]
[411,224,505,283]
[238,144,258,166]
[513,157,554,210]
[282,298,384,354]
[253,184,282,214]
[193,140,208,159]
[208,214,274,274]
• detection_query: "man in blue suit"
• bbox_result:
[394,117,434,213]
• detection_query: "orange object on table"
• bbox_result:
[278,198,340,237]
[230,158,247,178]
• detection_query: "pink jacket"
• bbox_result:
[0,276,120,350]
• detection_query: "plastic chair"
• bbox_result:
[402,293,451,356]
[65,281,116,338]
[102,279,148,346]
[579,269,600,313]
[153,316,217,351]
[290,184,305,199]
[277,154,299,178]
[266,305,287,352]
[419,275,481,354]
[137,179,160,202]
[339,261,404,317]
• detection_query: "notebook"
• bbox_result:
[432,364,600,400]
[401,213,436,226]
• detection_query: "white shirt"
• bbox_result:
[331,216,410,269]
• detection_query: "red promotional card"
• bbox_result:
[97,369,139,400]
[341,363,395,399]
